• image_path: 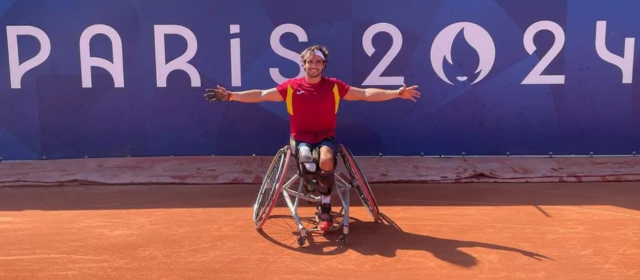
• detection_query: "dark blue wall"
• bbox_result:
[1,0,639,159]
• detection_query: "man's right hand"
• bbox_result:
[204,85,231,102]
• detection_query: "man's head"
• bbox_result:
[300,45,328,79]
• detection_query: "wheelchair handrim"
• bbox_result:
[339,144,380,222]
[253,146,290,229]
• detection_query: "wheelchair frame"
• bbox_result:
[252,143,381,246]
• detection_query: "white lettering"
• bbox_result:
[595,21,635,84]
[79,24,124,88]
[230,24,241,87]
[269,23,307,84]
[522,20,565,85]
[6,21,640,90]
[6,26,51,89]
[154,25,200,87]
[362,22,404,86]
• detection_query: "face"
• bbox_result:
[303,52,325,78]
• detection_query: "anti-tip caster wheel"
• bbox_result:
[339,234,347,244]
[297,236,307,246]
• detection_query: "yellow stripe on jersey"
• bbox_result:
[333,84,340,114]
[286,85,294,115]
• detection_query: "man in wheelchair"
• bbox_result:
[204,44,420,232]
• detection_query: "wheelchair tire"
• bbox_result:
[338,143,381,223]
[253,145,291,230]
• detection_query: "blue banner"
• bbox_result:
[1,0,639,160]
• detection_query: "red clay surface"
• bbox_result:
[1,182,639,279]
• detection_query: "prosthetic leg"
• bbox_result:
[297,144,319,195]
[315,170,335,232]
[295,141,339,233]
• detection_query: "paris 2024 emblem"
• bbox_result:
[430,22,496,85]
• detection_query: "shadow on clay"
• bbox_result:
[257,212,553,267]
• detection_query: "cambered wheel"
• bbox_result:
[338,143,381,223]
[253,146,291,229]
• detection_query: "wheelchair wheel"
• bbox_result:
[253,145,291,230]
[338,143,381,223]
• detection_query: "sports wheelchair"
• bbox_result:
[252,142,381,246]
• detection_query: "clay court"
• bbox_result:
[1,180,639,279]
[3,0,640,278]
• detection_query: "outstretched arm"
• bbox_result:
[343,84,420,102]
[204,85,283,103]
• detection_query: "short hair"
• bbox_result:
[300,45,329,64]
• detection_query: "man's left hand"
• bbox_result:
[398,84,420,102]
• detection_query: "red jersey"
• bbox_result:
[276,76,350,143]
